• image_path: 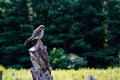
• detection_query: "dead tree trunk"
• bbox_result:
[29,40,53,80]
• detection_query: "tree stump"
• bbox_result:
[29,40,53,80]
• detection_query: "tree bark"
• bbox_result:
[29,40,53,80]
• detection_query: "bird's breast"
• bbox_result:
[39,30,44,38]
[32,37,40,40]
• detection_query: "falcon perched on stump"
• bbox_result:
[24,25,45,45]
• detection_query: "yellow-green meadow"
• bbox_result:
[0,66,120,80]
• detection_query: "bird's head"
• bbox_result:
[39,25,45,30]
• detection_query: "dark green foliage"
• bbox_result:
[49,48,69,69]
[82,48,119,68]
[49,48,87,69]
[0,0,119,69]
[0,0,32,68]
[68,54,87,69]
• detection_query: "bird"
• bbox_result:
[24,25,45,45]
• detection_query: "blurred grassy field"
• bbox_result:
[0,66,120,80]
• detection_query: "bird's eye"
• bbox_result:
[42,27,45,29]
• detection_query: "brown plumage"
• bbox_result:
[24,25,45,45]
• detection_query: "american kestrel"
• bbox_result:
[24,25,45,45]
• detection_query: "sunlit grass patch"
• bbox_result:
[0,66,120,80]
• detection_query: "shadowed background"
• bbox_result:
[0,0,120,69]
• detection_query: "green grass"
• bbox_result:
[0,66,120,80]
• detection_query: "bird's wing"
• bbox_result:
[33,26,41,35]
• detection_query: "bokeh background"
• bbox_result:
[0,0,120,69]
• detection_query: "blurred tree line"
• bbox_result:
[0,0,120,69]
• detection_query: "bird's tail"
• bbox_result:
[24,37,33,45]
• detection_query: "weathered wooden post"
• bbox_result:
[0,70,2,80]
[25,25,53,80]
[29,40,53,80]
